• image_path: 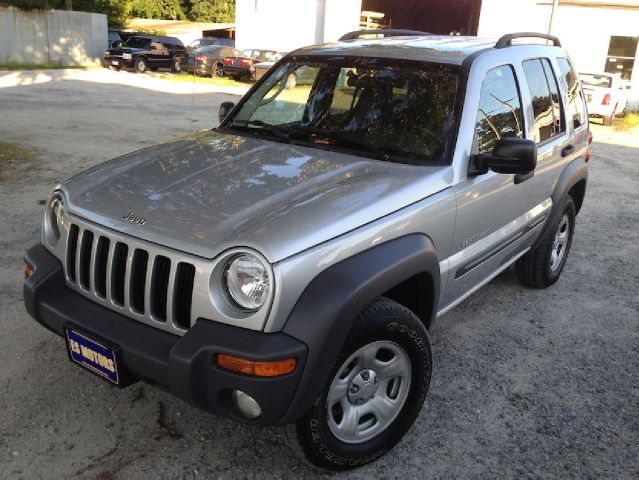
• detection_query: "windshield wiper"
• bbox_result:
[289,125,392,161]
[230,119,292,142]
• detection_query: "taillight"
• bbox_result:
[195,55,204,62]
[602,93,610,105]
[240,58,252,66]
[585,131,593,162]
[223,58,232,64]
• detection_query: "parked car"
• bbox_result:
[182,46,241,77]
[103,35,186,73]
[579,72,630,125]
[25,31,591,472]
[250,52,316,87]
[107,31,122,48]
[189,37,235,49]
[223,49,279,79]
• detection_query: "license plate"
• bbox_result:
[111,60,119,65]
[66,328,120,384]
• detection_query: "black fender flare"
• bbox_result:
[279,234,439,423]
[533,157,588,249]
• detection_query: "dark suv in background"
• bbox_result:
[104,35,186,73]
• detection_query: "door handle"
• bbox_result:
[561,144,575,157]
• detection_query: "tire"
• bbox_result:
[171,58,181,73]
[516,195,576,288]
[134,57,147,73]
[285,297,432,471]
[603,105,616,126]
[285,73,297,89]
[212,63,224,78]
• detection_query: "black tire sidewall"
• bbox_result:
[544,196,576,284]
[134,57,146,73]
[295,301,432,470]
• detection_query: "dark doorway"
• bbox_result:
[361,0,482,36]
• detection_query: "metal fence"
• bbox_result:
[0,6,107,66]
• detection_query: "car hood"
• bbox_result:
[61,130,452,262]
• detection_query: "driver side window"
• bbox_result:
[473,65,524,154]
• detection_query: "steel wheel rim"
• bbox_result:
[326,340,412,444]
[550,213,570,272]
[138,60,146,71]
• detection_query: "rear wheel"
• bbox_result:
[285,297,432,471]
[134,57,147,73]
[285,73,297,89]
[603,104,617,126]
[516,195,576,288]
[212,63,224,78]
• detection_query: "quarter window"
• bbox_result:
[472,65,524,154]
[523,58,565,143]
[557,57,586,129]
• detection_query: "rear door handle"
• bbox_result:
[561,144,575,157]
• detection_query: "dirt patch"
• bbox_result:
[0,141,39,183]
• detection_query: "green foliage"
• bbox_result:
[616,113,639,131]
[187,0,235,23]
[128,0,186,21]
[2,0,235,26]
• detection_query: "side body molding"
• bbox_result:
[280,234,439,423]
[532,157,588,249]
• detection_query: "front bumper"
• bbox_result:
[104,55,134,68]
[24,244,307,426]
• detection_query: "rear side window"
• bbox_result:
[557,57,587,129]
[472,65,524,154]
[523,58,565,143]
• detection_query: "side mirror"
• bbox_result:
[218,101,235,124]
[472,137,537,176]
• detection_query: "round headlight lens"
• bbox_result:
[45,193,64,247]
[224,254,270,311]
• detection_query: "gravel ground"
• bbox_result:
[0,69,637,479]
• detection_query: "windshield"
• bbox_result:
[580,73,612,88]
[225,58,460,164]
[125,37,151,49]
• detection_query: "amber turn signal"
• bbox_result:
[216,354,296,377]
[24,261,34,278]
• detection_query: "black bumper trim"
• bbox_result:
[24,244,307,426]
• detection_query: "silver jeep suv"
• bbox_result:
[24,30,591,470]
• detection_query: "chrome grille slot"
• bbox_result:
[130,249,148,313]
[150,255,171,322]
[61,218,201,335]
[78,230,94,290]
[94,237,110,298]
[174,263,195,330]
[111,242,128,306]
[66,224,80,283]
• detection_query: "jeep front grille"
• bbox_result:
[64,222,196,333]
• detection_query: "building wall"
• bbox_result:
[235,0,362,52]
[478,0,639,108]
[0,6,107,66]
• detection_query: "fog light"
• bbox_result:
[232,390,262,420]
[24,261,34,278]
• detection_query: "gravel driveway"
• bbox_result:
[0,69,637,479]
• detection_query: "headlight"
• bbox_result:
[224,254,269,311]
[44,192,65,247]
[122,53,132,60]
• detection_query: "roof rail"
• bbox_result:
[339,29,432,42]
[495,32,561,48]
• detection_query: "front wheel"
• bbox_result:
[171,58,181,73]
[516,195,576,288]
[134,57,147,73]
[212,63,224,78]
[285,297,432,471]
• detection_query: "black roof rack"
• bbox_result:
[495,32,561,49]
[339,29,432,42]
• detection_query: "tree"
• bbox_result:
[187,0,235,23]
[128,0,186,20]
